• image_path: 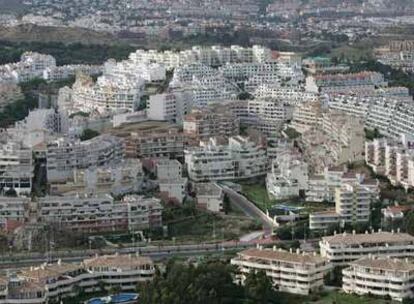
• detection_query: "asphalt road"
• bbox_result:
[221,186,277,234]
[0,241,269,269]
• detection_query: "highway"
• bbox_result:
[0,241,271,269]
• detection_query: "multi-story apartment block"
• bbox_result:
[0,141,34,195]
[49,159,144,195]
[253,86,318,104]
[37,194,162,232]
[266,137,295,162]
[195,182,224,213]
[125,127,186,159]
[302,57,350,75]
[231,247,331,295]
[0,52,56,84]
[244,98,293,135]
[299,110,365,173]
[46,135,124,183]
[309,178,378,230]
[343,256,414,302]
[129,45,274,70]
[103,58,166,84]
[0,197,29,232]
[328,95,414,140]
[307,167,380,204]
[0,254,155,304]
[305,72,386,94]
[185,136,267,182]
[155,159,187,204]
[63,73,145,115]
[291,101,321,133]
[147,91,193,123]
[366,135,414,190]
[319,231,414,265]
[43,64,102,82]
[6,109,67,149]
[183,107,239,144]
[266,152,308,200]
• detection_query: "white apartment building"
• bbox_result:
[0,52,56,84]
[299,110,365,173]
[366,135,414,190]
[254,86,318,104]
[0,254,155,304]
[0,141,34,195]
[125,127,186,159]
[266,137,295,162]
[49,159,144,196]
[46,135,124,183]
[343,256,414,302]
[309,179,378,230]
[196,182,224,213]
[146,90,193,123]
[306,166,346,202]
[155,159,188,204]
[231,247,331,295]
[291,101,322,133]
[0,197,29,232]
[155,159,182,179]
[37,194,163,232]
[83,254,155,290]
[319,231,414,265]
[6,109,67,149]
[172,63,219,85]
[328,95,414,140]
[183,107,239,144]
[129,45,274,70]
[43,64,102,82]
[245,97,293,135]
[305,72,386,94]
[104,58,166,83]
[64,73,145,114]
[185,136,267,182]
[266,152,308,200]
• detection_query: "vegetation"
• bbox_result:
[240,182,274,211]
[404,211,414,235]
[238,91,254,100]
[80,128,100,141]
[283,127,301,140]
[349,59,414,95]
[364,128,383,141]
[0,40,135,65]
[137,260,280,304]
[0,78,45,128]
[160,203,258,242]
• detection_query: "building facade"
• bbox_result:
[320,231,414,265]
[231,247,331,295]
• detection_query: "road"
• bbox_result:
[221,186,277,234]
[0,241,272,269]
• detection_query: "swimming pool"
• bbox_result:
[86,293,139,304]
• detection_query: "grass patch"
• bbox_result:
[313,291,393,304]
[240,183,274,211]
[163,206,257,242]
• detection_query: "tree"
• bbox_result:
[80,128,100,141]
[238,92,253,100]
[404,211,414,235]
[244,270,274,304]
[138,260,245,304]
[223,194,232,214]
[4,188,17,197]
